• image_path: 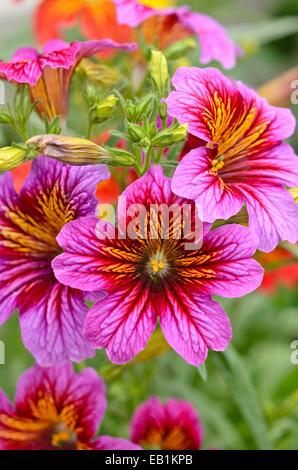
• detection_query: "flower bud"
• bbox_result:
[89,95,118,124]
[0,109,12,125]
[125,121,146,143]
[150,50,169,96]
[27,135,111,165]
[108,147,136,167]
[0,146,27,171]
[151,124,188,147]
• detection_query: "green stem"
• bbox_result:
[140,146,152,175]
[86,121,93,140]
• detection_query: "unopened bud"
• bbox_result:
[89,95,118,124]
[0,146,27,171]
[27,134,111,165]
[151,124,188,147]
[126,121,146,143]
[0,109,12,125]
[108,147,136,167]
[150,50,169,96]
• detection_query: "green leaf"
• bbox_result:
[214,345,272,450]
[197,363,208,382]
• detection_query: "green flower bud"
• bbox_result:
[150,50,169,96]
[0,147,27,171]
[89,94,118,124]
[0,109,13,125]
[125,121,146,143]
[107,147,136,167]
[151,124,188,147]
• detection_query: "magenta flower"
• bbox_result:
[53,166,264,366]
[130,397,203,450]
[0,39,136,119]
[166,67,298,253]
[0,364,140,450]
[113,0,241,69]
[0,157,109,366]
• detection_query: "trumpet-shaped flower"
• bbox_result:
[0,157,109,366]
[0,364,140,450]
[113,0,241,69]
[53,166,264,366]
[167,67,298,252]
[130,397,202,450]
[17,0,174,45]
[0,39,136,119]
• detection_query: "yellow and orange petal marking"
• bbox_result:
[0,391,84,449]
[1,185,74,257]
[143,425,194,450]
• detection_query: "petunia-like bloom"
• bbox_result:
[113,0,241,69]
[0,156,109,366]
[0,364,140,450]
[167,67,298,253]
[0,39,136,119]
[53,166,264,366]
[130,397,202,450]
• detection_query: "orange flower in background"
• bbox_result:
[18,0,174,46]
[32,0,131,45]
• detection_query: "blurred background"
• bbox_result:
[0,0,298,450]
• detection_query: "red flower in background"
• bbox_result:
[258,246,298,293]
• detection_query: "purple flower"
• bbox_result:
[0,157,109,366]
[52,166,264,366]
[166,66,298,252]
[113,0,241,68]
[0,364,140,450]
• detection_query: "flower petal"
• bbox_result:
[83,284,158,364]
[21,156,110,219]
[92,435,141,450]
[180,11,241,69]
[53,216,120,292]
[238,183,298,252]
[19,282,95,366]
[171,147,244,222]
[159,287,232,366]
[186,223,264,297]
[166,66,296,145]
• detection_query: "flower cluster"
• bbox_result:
[0,0,297,452]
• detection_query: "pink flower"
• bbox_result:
[53,166,264,366]
[0,364,140,450]
[0,39,136,119]
[0,157,109,366]
[166,67,298,253]
[113,0,241,69]
[130,397,203,450]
